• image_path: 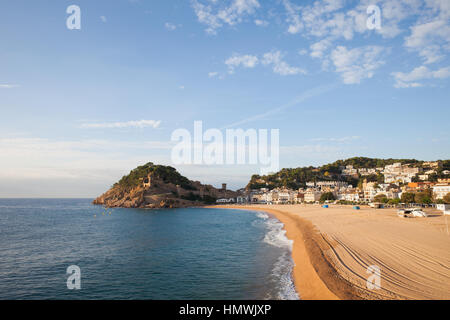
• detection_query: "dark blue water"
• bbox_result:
[0,199,298,300]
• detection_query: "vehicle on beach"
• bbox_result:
[369,202,384,209]
[397,208,428,218]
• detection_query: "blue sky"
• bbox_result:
[0,0,449,197]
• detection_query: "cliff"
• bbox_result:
[93,162,237,209]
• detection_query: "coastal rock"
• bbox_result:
[93,162,237,209]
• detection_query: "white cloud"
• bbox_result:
[310,39,331,59]
[0,84,19,88]
[290,0,347,38]
[282,0,303,34]
[225,54,259,73]
[392,65,450,88]
[405,19,450,48]
[330,46,385,84]
[281,0,423,57]
[280,144,341,156]
[311,136,361,143]
[425,0,450,19]
[404,19,450,65]
[262,51,306,75]
[298,49,308,56]
[0,137,172,180]
[100,16,107,23]
[224,51,305,76]
[165,22,177,31]
[0,137,174,197]
[418,45,445,64]
[254,19,268,26]
[80,120,162,129]
[345,0,423,39]
[208,71,219,78]
[192,0,260,34]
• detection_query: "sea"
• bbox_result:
[0,199,298,300]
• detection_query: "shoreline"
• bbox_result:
[213,205,344,300]
[212,204,450,300]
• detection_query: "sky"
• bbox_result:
[0,0,449,197]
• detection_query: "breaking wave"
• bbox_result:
[255,211,299,300]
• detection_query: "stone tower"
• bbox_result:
[143,174,152,188]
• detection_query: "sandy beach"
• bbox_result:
[215,204,450,300]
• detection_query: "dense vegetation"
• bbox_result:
[319,192,336,203]
[332,157,421,169]
[443,193,450,204]
[114,162,195,191]
[247,157,449,190]
[181,192,217,204]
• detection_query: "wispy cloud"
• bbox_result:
[100,16,107,23]
[0,137,173,197]
[330,46,385,84]
[223,83,338,128]
[392,65,450,88]
[225,51,305,76]
[254,19,268,27]
[165,22,177,31]
[80,120,162,129]
[192,0,260,35]
[310,136,360,143]
[0,84,19,89]
[262,50,306,75]
[225,54,259,73]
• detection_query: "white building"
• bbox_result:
[304,191,322,203]
[383,163,420,183]
[316,181,348,188]
[341,165,358,176]
[337,191,361,202]
[216,198,235,203]
[436,204,450,212]
[433,184,450,200]
[236,196,248,204]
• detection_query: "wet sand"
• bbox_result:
[214,204,450,300]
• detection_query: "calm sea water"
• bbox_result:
[0,199,298,300]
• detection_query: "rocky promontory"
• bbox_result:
[93,162,236,209]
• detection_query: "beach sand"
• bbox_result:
[214,204,450,300]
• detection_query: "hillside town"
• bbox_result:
[216,161,450,207]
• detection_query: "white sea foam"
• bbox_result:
[256,212,299,300]
[274,253,299,300]
[263,218,293,249]
[255,212,269,220]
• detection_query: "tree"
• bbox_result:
[387,198,401,205]
[376,173,385,184]
[357,179,364,190]
[374,194,388,203]
[415,190,432,204]
[401,192,415,204]
[444,193,450,204]
[320,192,335,203]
